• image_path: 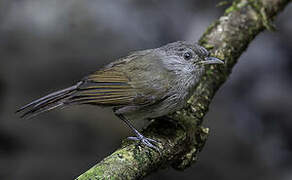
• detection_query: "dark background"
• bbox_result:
[1,0,292,179]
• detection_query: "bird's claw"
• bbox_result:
[127,134,160,152]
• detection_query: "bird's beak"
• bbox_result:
[200,57,224,65]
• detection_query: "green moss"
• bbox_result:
[224,0,242,14]
[225,4,238,14]
[248,0,275,31]
[199,21,219,47]
[216,1,230,7]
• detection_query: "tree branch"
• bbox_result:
[76,0,290,179]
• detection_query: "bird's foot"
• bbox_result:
[128,131,160,152]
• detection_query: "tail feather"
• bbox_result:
[20,102,64,119]
[16,82,81,118]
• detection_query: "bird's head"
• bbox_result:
[161,41,224,68]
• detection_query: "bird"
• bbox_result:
[16,41,224,151]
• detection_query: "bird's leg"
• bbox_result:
[114,113,160,151]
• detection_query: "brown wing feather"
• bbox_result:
[69,69,138,106]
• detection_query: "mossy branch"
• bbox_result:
[76,0,290,179]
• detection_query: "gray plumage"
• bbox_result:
[16,41,223,150]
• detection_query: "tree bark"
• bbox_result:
[76,0,290,179]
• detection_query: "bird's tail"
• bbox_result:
[16,82,82,119]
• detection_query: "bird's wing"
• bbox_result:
[69,69,137,106]
[70,53,171,106]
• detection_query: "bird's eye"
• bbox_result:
[183,52,192,60]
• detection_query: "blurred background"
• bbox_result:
[0,0,291,179]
